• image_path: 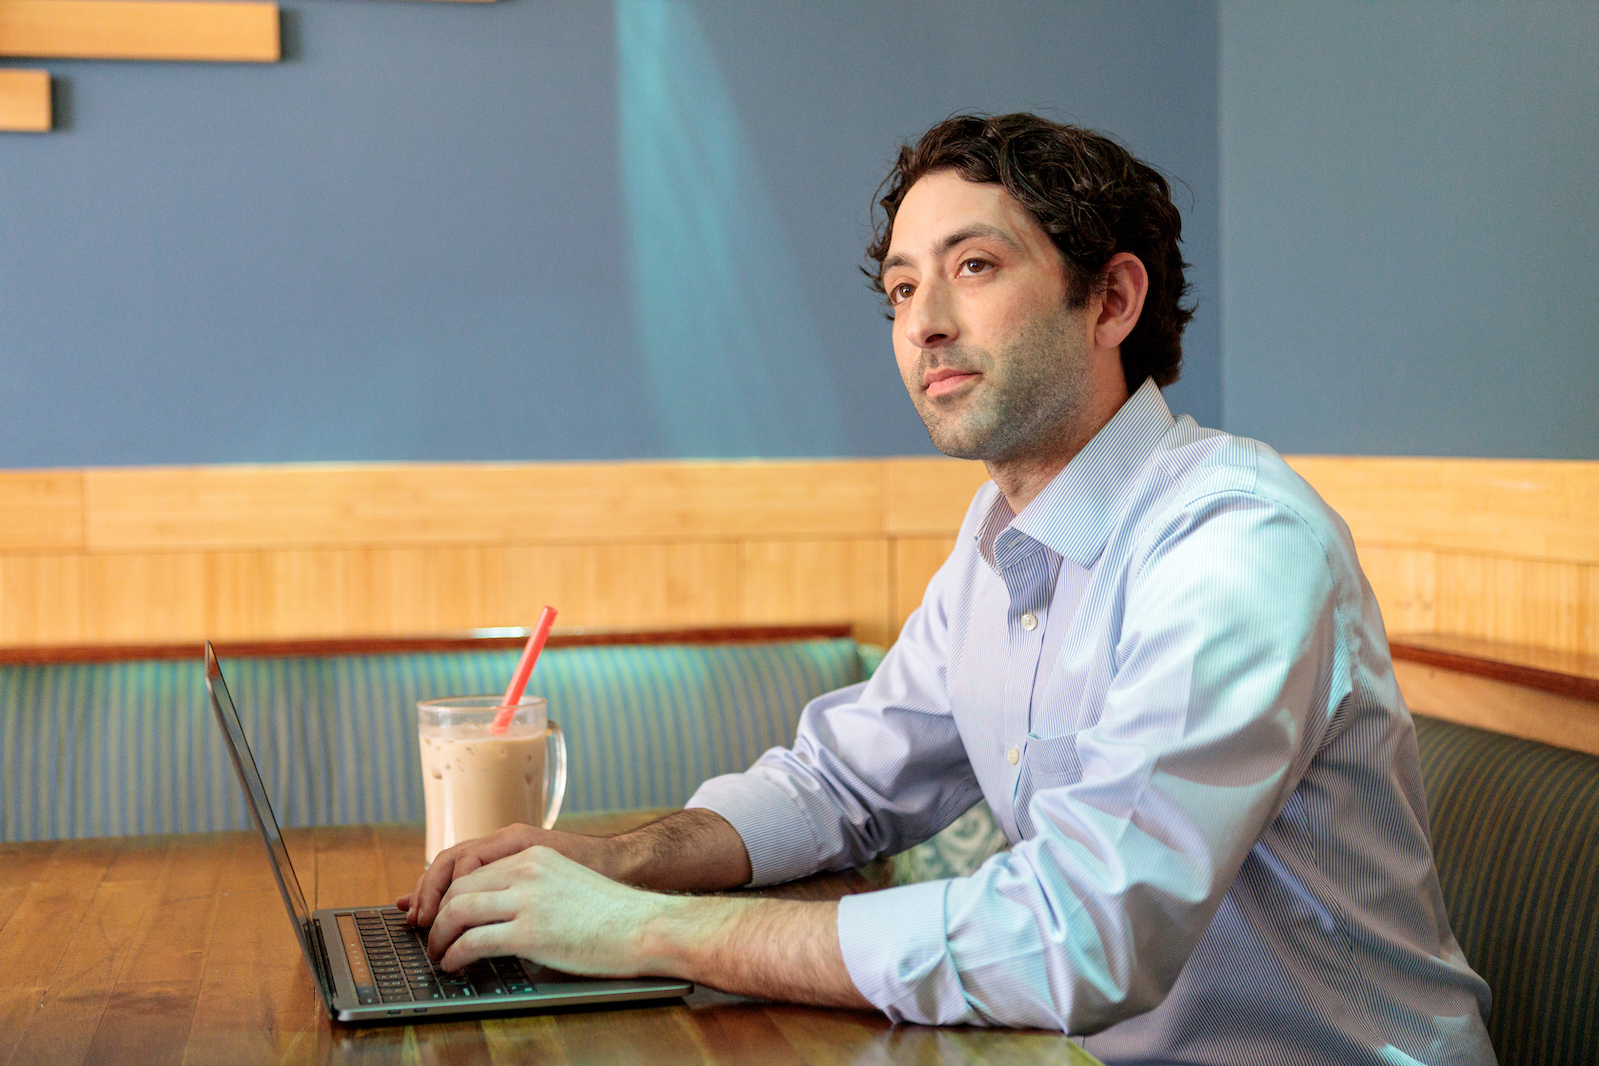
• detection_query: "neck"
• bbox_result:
[986,379,1133,514]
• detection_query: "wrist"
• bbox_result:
[539,827,633,882]
[632,894,720,980]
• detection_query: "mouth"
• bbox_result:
[923,368,980,398]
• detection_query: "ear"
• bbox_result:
[1093,252,1149,352]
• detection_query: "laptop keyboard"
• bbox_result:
[351,909,539,1006]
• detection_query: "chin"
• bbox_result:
[924,427,990,462]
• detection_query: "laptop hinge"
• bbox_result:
[309,918,339,1009]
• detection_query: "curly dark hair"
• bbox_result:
[866,113,1193,391]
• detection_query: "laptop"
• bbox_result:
[204,641,694,1022]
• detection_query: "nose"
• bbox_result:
[901,279,957,351]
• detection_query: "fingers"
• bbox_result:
[406,853,458,926]
[407,824,536,926]
[439,923,509,974]
[427,887,519,963]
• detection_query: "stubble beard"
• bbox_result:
[911,304,1092,466]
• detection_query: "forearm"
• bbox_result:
[637,894,872,1010]
[598,808,753,893]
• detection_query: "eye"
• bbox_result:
[959,257,992,276]
[887,281,915,305]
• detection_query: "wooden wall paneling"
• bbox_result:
[883,457,990,535]
[82,461,885,552]
[588,541,741,629]
[738,538,891,646]
[1584,565,1598,658]
[0,554,85,644]
[269,545,515,638]
[1354,545,1436,636]
[0,68,50,131]
[263,549,376,638]
[347,545,504,636]
[891,536,957,632]
[1433,552,1588,655]
[1286,456,1599,565]
[502,542,741,633]
[5,455,1585,651]
[200,551,272,639]
[0,0,280,62]
[0,470,84,551]
[84,553,207,642]
[501,544,604,632]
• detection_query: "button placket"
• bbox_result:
[995,528,1051,788]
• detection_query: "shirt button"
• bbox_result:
[1020,612,1038,631]
[1007,746,1020,765]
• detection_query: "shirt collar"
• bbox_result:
[975,378,1177,570]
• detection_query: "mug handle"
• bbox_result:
[542,720,567,829]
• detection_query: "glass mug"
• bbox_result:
[417,695,567,865]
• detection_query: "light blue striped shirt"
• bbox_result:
[688,380,1496,1064]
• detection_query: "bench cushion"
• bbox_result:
[1414,713,1599,1066]
[1,638,870,841]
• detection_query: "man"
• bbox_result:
[401,114,1496,1063]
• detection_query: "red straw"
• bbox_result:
[491,605,558,735]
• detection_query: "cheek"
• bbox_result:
[892,331,919,381]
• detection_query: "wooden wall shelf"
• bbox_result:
[0,0,279,62]
[1391,634,1599,704]
[0,67,50,130]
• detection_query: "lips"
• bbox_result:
[924,368,980,398]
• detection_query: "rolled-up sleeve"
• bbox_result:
[835,496,1343,1031]
[687,546,985,887]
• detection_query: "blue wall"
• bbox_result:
[0,0,1220,468]
[1220,1,1599,459]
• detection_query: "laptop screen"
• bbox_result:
[205,642,323,981]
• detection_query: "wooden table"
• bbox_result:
[1,812,1097,1065]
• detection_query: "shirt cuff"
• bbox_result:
[837,878,975,1026]
[685,771,825,887]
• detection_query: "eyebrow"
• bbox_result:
[880,224,1023,278]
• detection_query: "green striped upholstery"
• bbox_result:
[1,638,872,842]
[1413,714,1599,1066]
[868,799,1011,888]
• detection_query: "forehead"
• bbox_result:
[884,169,1051,265]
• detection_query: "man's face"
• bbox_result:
[881,169,1094,465]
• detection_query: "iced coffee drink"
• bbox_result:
[417,696,567,864]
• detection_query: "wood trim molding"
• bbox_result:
[0,622,855,665]
[0,0,280,62]
[0,68,50,131]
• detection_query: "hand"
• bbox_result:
[425,840,872,1011]
[425,845,665,976]
[398,823,616,927]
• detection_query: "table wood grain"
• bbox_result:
[1,813,1098,1066]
